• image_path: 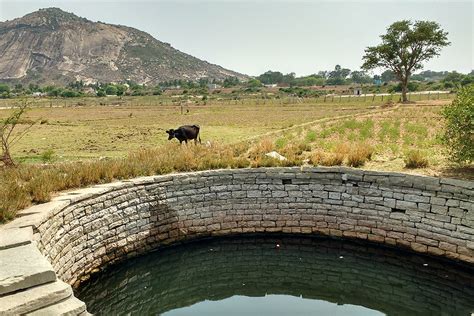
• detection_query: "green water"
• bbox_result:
[77,236,474,315]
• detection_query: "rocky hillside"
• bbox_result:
[0,8,246,85]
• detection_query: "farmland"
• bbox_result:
[0,96,378,161]
[0,94,471,222]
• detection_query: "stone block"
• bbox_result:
[27,295,87,316]
[395,200,417,210]
[0,244,56,295]
[410,242,427,253]
[0,280,72,315]
[0,227,33,250]
[404,194,430,203]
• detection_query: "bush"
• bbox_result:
[404,150,429,168]
[442,85,474,163]
[105,85,118,95]
[40,149,55,163]
[60,90,79,98]
[309,149,344,166]
[347,143,374,167]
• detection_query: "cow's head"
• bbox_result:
[166,129,175,140]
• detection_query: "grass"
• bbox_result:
[0,98,372,161]
[1,95,470,223]
[404,150,429,169]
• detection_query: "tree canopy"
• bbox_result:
[362,20,450,102]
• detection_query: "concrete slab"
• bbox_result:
[0,227,33,250]
[0,280,72,314]
[27,295,87,316]
[0,244,56,295]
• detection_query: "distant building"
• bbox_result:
[374,79,382,86]
[264,84,278,88]
[353,87,363,95]
[32,92,46,97]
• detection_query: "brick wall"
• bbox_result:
[34,167,474,287]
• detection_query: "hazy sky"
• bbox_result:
[1,0,472,76]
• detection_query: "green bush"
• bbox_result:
[40,149,55,163]
[60,90,79,98]
[442,85,474,163]
[105,85,118,95]
[0,83,10,94]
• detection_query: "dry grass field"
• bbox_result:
[0,98,374,161]
[1,95,470,223]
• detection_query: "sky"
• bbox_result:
[0,0,472,77]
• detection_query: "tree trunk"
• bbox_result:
[1,145,15,167]
[401,79,408,103]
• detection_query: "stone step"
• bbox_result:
[0,227,33,250]
[0,280,72,315]
[27,295,87,316]
[0,244,56,295]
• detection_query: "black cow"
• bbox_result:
[166,125,201,144]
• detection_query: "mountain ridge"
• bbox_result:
[0,8,247,85]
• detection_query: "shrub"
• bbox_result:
[305,130,317,142]
[274,137,287,149]
[404,150,429,168]
[442,85,474,163]
[105,85,118,96]
[40,149,55,163]
[347,143,374,167]
[60,90,79,98]
[309,149,344,166]
[321,152,345,166]
[309,150,325,165]
[0,178,30,222]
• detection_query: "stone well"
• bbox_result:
[1,167,473,314]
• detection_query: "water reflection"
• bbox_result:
[77,236,474,316]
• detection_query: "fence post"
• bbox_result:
[372,94,375,102]
[381,95,384,102]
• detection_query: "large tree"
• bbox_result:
[362,20,450,102]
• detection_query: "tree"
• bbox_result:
[246,79,262,88]
[0,84,10,94]
[442,72,473,89]
[105,85,118,96]
[116,85,127,96]
[362,20,450,102]
[327,65,351,85]
[350,71,372,84]
[442,85,473,163]
[0,101,35,167]
[96,89,106,97]
[381,70,396,83]
[223,77,239,88]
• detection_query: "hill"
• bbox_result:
[0,8,246,85]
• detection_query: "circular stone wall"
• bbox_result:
[32,167,474,287]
